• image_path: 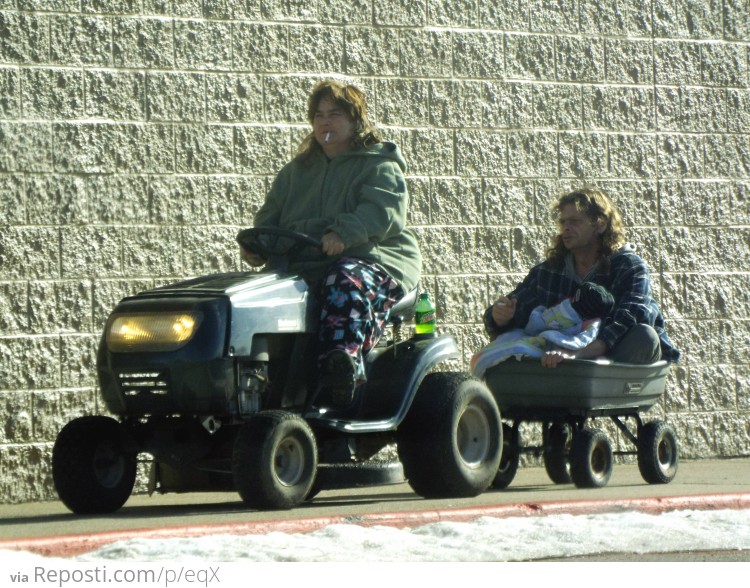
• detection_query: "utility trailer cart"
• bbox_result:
[483,358,678,489]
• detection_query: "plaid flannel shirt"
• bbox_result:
[484,247,680,362]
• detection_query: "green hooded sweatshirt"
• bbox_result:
[254,141,422,292]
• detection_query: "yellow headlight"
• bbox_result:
[107,312,203,352]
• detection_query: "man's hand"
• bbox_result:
[541,349,575,368]
[240,246,266,267]
[491,296,516,327]
[321,231,345,256]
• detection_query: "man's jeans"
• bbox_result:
[609,324,662,364]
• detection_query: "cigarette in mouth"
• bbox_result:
[324,132,331,143]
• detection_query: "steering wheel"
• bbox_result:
[236,227,323,268]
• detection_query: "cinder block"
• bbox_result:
[372,79,430,127]
[436,274,490,324]
[656,133,704,178]
[584,86,655,132]
[608,133,657,179]
[32,389,97,448]
[0,173,25,225]
[689,364,737,411]
[374,0,426,26]
[92,278,156,328]
[0,11,50,64]
[344,27,399,76]
[728,90,750,133]
[483,178,535,227]
[430,177,483,226]
[234,125,291,174]
[206,175,266,225]
[715,414,750,457]
[147,71,205,123]
[664,363,689,413]
[580,0,653,36]
[0,66,19,118]
[532,83,583,130]
[655,87,681,132]
[59,335,98,390]
[724,0,750,41]
[207,73,264,122]
[482,81,533,130]
[174,19,233,70]
[182,225,241,275]
[289,26,345,73]
[507,130,558,177]
[677,181,733,226]
[478,0,528,31]
[61,227,121,278]
[121,227,183,277]
[453,31,504,79]
[84,69,146,121]
[505,33,555,81]
[116,123,175,173]
[429,80,483,129]
[653,0,724,40]
[529,0,578,33]
[704,134,750,179]
[510,225,550,272]
[149,175,208,225]
[427,0,478,28]
[0,122,53,173]
[21,68,84,120]
[0,444,56,503]
[556,36,605,83]
[175,124,233,174]
[49,15,111,66]
[0,391,32,442]
[0,282,28,335]
[654,40,702,85]
[232,22,289,72]
[319,0,370,25]
[605,38,654,85]
[113,16,174,68]
[729,181,750,225]
[405,176,429,226]
[52,122,117,173]
[399,29,452,78]
[28,280,93,335]
[456,129,506,177]
[558,131,608,179]
[263,75,311,124]
[0,227,60,280]
[88,174,150,225]
[701,43,747,87]
[401,128,454,176]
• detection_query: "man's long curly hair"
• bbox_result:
[296,80,382,160]
[546,187,627,267]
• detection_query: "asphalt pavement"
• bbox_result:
[0,457,748,559]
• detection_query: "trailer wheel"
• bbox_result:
[544,422,572,484]
[52,416,137,514]
[233,411,317,510]
[398,373,502,498]
[638,421,678,484]
[569,428,613,488]
[491,423,519,489]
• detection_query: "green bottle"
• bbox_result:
[414,292,436,336]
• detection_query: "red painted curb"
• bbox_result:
[2,493,749,558]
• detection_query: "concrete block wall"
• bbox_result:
[0,0,748,503]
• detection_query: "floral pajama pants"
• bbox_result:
[317,257,404,382]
